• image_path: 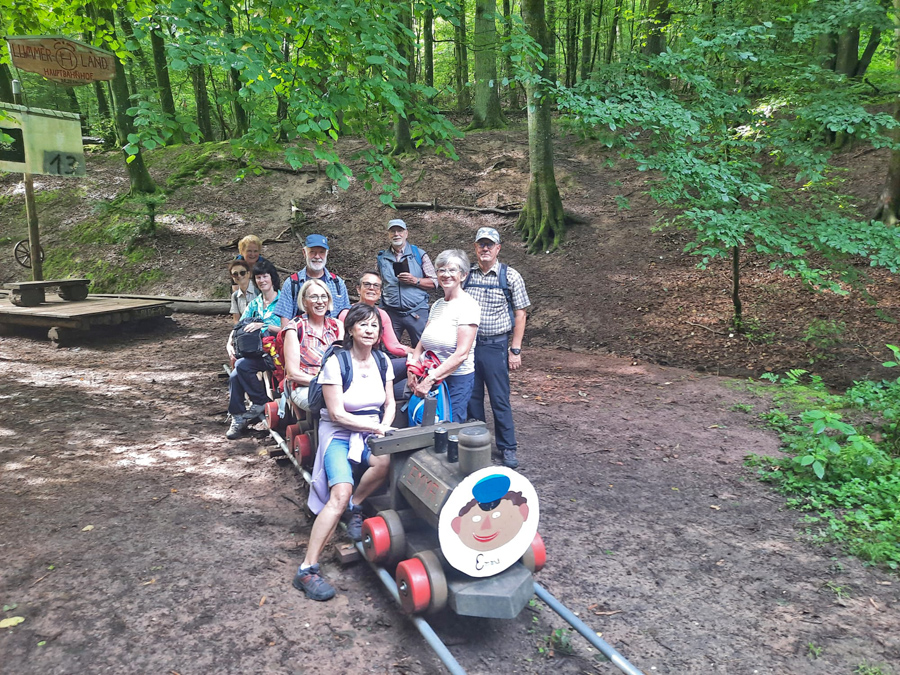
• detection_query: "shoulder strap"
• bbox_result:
[410,244,423,266]
[373,349,389,387]
[336,348,353,392]
[290,272,302,302]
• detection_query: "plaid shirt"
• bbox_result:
[465,262,530,337]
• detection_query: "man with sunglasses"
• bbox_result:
[376,218,438,346]
[464,227,530,469]
[228,259,259,323]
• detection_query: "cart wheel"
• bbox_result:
[378,509,407,565]
[13,240,43,269]
[285,423,300,447]
[396,557,431,614]
[264,401,280,430]
[361,516,391,564]
[521,532,547,573]
[414,550,448,613]
[293,432,312,465]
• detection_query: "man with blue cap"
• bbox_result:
[275,234,350,326]
[464,227,531,469]
[376,218,438,346]
[451,473,530,552]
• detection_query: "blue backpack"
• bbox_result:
[307,346,390,416]
[407,381,453,426]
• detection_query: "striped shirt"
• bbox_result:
[419,292,481,375]
[465,262,530,336]
[283,316,342,375]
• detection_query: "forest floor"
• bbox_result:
[0,124,898,674]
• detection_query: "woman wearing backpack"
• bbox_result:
[292,303,395,602]
[282,279,344,411]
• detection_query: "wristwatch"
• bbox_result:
[509,347,521,355]
[415,278,420,287]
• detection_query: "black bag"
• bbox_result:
[232,317,265,359]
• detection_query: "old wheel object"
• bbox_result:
[361,516,391,564]
[378,508,407,565]
[396,557,431,614]
[13,240,44,269]
[292,432,312,466]
[264,401,280,430]
[414,550,448,613]
[285,423,300,447]
[521,531,547,573]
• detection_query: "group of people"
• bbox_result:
[224,219,530,601]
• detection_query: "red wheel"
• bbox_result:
[521,532,547,573]
[264,401,280,429]
[285,423,300,447]
[396,558,431,614]
[361,516,391,564]
[293,433,312,465]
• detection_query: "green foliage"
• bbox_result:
[749,350,900,570]
[803,319,846,350]
[855,661,892,675]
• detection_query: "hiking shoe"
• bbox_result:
[244,402,266,422]
[345,505,364,542]
[226,415,249,440]
[292,564,336,601]
[502,449,519,469]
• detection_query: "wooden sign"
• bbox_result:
[438,467,540,577]
[0,103,84,176]
[6,36,115,86]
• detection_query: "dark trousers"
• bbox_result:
[383,306,429,347]
[467,336,516,451]
[228,356,269,415]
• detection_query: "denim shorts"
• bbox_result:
[324,437,371,487]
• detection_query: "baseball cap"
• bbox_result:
[475,227,500,244]
[387,218,408,230]
[304,234,329,250]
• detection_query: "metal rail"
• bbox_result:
[533,583,646,675]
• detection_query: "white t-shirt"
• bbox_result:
[319,351,394,428]
[419,293,481,376]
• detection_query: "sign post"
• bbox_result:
[10,80,43,281]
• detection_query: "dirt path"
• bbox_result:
[1,314,897,674]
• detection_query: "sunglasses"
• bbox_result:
[476,241,497,249]
[231,270,248,277]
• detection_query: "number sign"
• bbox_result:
[0,103,84,177]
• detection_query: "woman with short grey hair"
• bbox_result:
[408,249,480,422]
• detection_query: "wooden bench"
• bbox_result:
[3,279,90,307]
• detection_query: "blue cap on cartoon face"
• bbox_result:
[472,474,511,505]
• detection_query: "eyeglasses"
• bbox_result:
[361,282,382,289]
[476,241,497,249]
[437,267,460,275]
[231,270,248,277]
[306,294,328,303]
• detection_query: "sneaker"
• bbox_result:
[292,564,336,601]
[502,449,519,469]
[226,415,249,440]
[244,402,267,422]
[345,505,364,542]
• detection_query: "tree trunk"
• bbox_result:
[517,0,566,253]
[605,0,622,64]
[641,0,670,56]
[117,8,154,88]
[580,0,593,81]
[835,27,860,76]
[149,15,182,143]
[276,35,290,143]
[564,0,579,87]
[731,246,743,331]
[469,0,507,129]
[226,13,249,137]
[854,27,882,78]
[191,64,214,142]
[455,0,471,112]
[819,32,838,71]
[547,0,558,83]
[424,8,434,91]
[873,1,900,225]
[502,0,522,109]
[99,9,156,194]
[0,63,13,103]
[393,1,416,154]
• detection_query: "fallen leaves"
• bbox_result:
[0,616,25,629]
[710,505,721,511]
[81,525,94,532]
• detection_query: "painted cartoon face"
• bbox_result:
[451,498,529,552]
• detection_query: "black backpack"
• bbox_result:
[306,346,390,416]
[463,262,515,329]
[231,317,265,359]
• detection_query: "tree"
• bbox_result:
[579,0,593,81]
[190,63,214,142]
[605,0,622,64]
[517,0,566,252]
[501,0,522,109]
[641,0,669,57]
[392,0,416,154]
[873,0,900,225]
[468,0,506,129]
[455,0,471,111]
[149,14,183,144]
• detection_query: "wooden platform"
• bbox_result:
[0,293,173,344]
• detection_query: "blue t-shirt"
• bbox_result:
[241,291,282,333]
